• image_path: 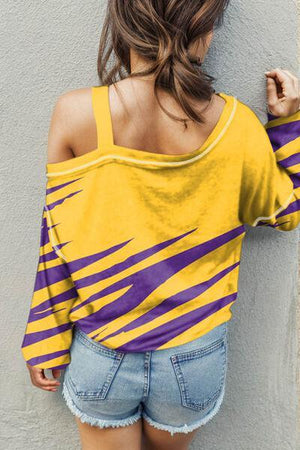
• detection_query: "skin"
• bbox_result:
[25,26,300,450]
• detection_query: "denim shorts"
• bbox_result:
[61,321,228,436]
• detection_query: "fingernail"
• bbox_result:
[265,71,270,74]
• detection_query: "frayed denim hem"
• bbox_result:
[142,384,226,437]
[61,382,142,429]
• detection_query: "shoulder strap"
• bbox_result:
[91,85,114,150]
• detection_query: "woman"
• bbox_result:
[21,1,300,449]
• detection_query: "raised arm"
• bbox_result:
[239,69,300,231]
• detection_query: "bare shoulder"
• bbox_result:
[47,87,96,164]
[55,86,92,107]
[52,87,93,128]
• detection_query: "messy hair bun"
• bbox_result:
[97,0,230,125]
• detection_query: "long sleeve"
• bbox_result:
[239,109,300,231]
[21,202,78,371]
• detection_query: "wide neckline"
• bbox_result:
[103,85,234,163]
[46,85,237,177]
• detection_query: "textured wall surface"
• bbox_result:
[0,1,299,449]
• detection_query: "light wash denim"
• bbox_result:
[61,321,228,436]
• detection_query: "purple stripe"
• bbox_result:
[74,228,197,290]
[39,213,65,255]
[39,249,58,263]
[39,242,71,263]
[34,261,71,291]
[46,178,82,195]
[274,220,291,228]
[68,239,133,274]
[97,261,240,342]
[46,190,83,211]
[256,219,291,229]
[34,213,74,290]
[21,322,73,347]
[267,112,280,122]
[114,292,237,352]
[47,363,69,370]
[30,287,78,315]
[290,172,300,189]
[27,349,69,366]
[277,153,300,169]
[266,120,300,151]
[257,198,300,227]
[74,225,244,336]
[40,215,50,246]
[276,198,300,218]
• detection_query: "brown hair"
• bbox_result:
[97,0,230,126]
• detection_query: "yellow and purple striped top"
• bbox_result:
[21,85,300,370]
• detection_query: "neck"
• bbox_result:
[129,49,154,79]
[129,36,210,76]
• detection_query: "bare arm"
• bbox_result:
[47,92,76,164]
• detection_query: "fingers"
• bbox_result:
[281,69,299,88]
[265,68,294,98]
[264,67,300,116]
[266,76,278,110]
[27,363,61,392]
[279,69,299,95]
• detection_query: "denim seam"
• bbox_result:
[170,333,226,362]
[142,351,152,400]
[67,356,124,400]
[170,339,227,411]
[74,327,124,359]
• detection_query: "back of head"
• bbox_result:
[97,0,230,125]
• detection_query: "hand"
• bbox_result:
[26,362,61,392]
[265,68,300,117]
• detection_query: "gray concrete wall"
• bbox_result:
[0,1,299,449]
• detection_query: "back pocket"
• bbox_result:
[66,329,125,401]
[170,335,227,411]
